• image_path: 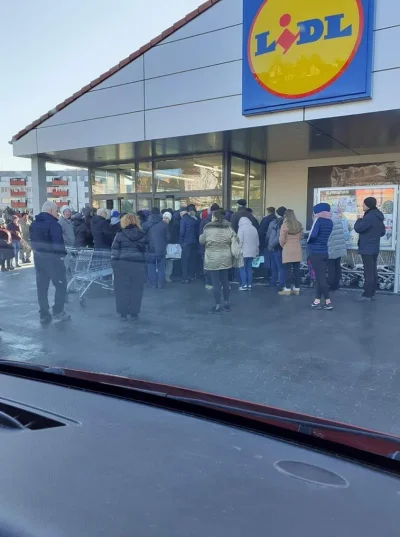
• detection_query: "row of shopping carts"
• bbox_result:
[65,248,113,304]
[300,245,396,291]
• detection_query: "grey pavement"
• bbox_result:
[1,264,400,436]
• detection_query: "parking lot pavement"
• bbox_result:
[1,265,400,435]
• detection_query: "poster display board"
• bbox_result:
[315,185,398,251]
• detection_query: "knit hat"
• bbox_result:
[61,206,71,215]
[210,203,220,212]
[237,199,247,207]
[111,210,120,218]
[313,203,331,214]
[364,197,377,210]
[0,218,5,225]
[276,206,287,217]
[163,211,172,221]
[180,206,188,212]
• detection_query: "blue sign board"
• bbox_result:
[242,0,375,115]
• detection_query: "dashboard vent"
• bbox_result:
[0,402,65,431]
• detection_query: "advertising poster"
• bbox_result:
[316,186,397,250]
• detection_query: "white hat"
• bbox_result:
[163,212,172,221]
[0,218,5,225]
[61,205,71,215]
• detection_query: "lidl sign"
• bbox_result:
[243,0,375,115]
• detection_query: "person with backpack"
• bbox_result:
[259,207,276,281]
[278,209,303,296]
[267,206,286,291]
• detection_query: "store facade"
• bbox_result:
[11,0,400,290]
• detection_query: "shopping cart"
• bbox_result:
[65,247,82,292]
[70,249,113,304]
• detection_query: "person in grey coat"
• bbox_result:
[327,212,349,291]
[59,206,75,247]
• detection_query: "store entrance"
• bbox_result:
[93,192,223,214]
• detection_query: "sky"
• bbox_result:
[0,0,202,171]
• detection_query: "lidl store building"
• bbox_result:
[11,0,400,289]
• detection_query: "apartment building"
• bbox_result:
[0,169,89,213]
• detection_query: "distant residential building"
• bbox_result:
[0,169,89,213]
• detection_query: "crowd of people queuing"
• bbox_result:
[0,194,386,324]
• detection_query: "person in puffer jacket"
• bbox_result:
[308,203,333,310]
[327,210,349,292]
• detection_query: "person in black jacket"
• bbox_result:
[91,209,114,250]
[258,207,276,280]
[143,207,170,289]
[230,199,259,233]
[72,213,90,248]
[29,201,70,324]
[354,197,386,302]
[111,213,148,321]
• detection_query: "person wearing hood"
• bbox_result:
[199,203,220,289]
[238,216,259,291]
[199,209,235,314]
[327,209,349,292]
[58,206,75,248]
[29,201,70,324]
[111,213,148,321]
[267,206,287,291]
[179,206,199,283]
[308,203,334,310]
[91,208,114,250]
[230,199,259,233]
[72,213,91,248]
[143,207,170,288]
[354,196,386,302]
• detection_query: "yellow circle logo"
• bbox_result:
[248,0,363,98]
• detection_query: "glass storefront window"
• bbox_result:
[92,171,118,195]
[230,156,246,209]
[155,154,222,193]
[136,162,153,193]
[249,161,265,220]
[120,172,135,194]
[121,199,136,214]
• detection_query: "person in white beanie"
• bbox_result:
[163,211,174,283]
[59,206,75,247]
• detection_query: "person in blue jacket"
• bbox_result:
[179,206,199,283]
[354,196,386,302]
[307,203,334,310]
[29,201,70,325]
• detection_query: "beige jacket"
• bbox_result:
[279,224,303,264]
[199,220,235,271]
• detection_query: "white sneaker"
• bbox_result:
[239,286,248,291]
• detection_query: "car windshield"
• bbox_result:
[1,0,399,458]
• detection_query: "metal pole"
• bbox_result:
[394,188,400,294]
